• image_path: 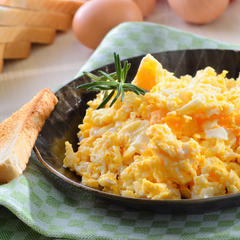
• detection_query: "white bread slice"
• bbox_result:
[0,6,72,31]
[0,0,86,15]
[0,26,56,44]
[0,43,4,58]
[0,59,3,72]
[0,43,4,72]
[0,42,30,72]
[4,42,31,59]
[0,88,58,184]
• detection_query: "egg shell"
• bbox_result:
[132,0,156,17]
[72,0,143,50]
[168,0,229,24]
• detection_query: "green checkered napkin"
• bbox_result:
[1,22,240,240]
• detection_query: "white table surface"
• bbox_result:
[1,0,240,122]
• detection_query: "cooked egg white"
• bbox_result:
[64,54,240,200]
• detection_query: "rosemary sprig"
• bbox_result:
[77,52,148,109]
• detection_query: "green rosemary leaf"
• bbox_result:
[86,85,117,91]
[77,52,148,109]
[124,83,148,94]
[98,70,116,82]
[107,72,118,80]
[114,52,122,82]
[121,61,129,83]
[123,86,140,95]
[96,90,115,110]
[110,86,121,107]
[120,84,125,102]
[86,71,117,81]
[77,81,118,89]
[83,71,102,81]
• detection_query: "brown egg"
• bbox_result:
[72,0,143,50]
[131,0,156,17]
[168,0,229,24]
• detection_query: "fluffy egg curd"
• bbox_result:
[63,54,240,200]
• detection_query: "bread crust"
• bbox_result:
[0,26,56,44]
[0,6,72,31]
[0,88,58,184]
[4,42,31,59]
[0,59,3,73]
[0,0,86,15]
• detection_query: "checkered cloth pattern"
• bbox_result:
[1,22,240,240]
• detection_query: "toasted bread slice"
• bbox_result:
[0,6,72,31]
[0,0,86,15]
[4,42,31,59]
[0,26,56,44]
[0,88,58,184]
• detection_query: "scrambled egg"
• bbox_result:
[64,54,240,200]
